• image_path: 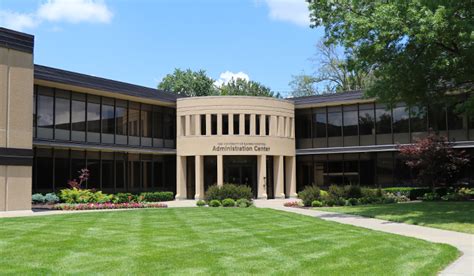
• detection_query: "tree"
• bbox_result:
[289,41,372,97]
[308,1,474,112]
[289,73,318,97]
[398,134,469,189]
[220,78,280,98]
[158,68,217,97]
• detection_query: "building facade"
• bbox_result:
[1,28,473,211]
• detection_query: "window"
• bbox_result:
[37,86,54,139]
[211,114,217,135]
[115,100,127,144]
[256,115,261,135]
[245,114,251,135]
[392,105,409,133]
[87,95,101,143]
[375,105,391,134]
[429,105,447,131]
[101,98,115,144]
[295,110,311,139]
[447,104,464,130]
[71,93,86,142]
[359,104,375,135]
[35,148,53,190]
[54,149,70,190]
[153,106,163,146]
[141,104,152,146]
[128,102,140,145]
[327,106,342,137]
[86,151,101,190]
[410,106,427,133]
[101,152,114,190]
[233,114,240,135]
[70,150,86,188]
[200,114,206,135]
[163,108,175,148]
[115,152,126,189]
[222,114,229,135]
[54,90,70,140]
[343,105,358,136]
[313,108,327,138]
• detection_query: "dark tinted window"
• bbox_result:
[376,105,391,134]
[392,105,409,133]
[327,107,342,137]
[359,104,375,135]
[410,106,427,132]
[222,114,229,135]
[343,106,358,136]
[101,98,115,134]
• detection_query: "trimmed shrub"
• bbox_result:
[346,198,359,206]
[409,188,431,200]
[328,185,346,198]
[311,200,323,207]
[205,184,252,201]
[345,185,363,199]
[236,198,252,208]
[196,200,206,207]
[59,188,94,204]
[140,192,174,202]
[209,200,222,207]
[361,187,378,198]
[334,197,346,206]
[32,193,45,204]
[298,186,321,207]
[113,193,137,203]
[422,192,441,201]
[44,193,60,204]
[222,198,236,207]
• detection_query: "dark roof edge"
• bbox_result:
[34,64,180,103]
[0,27,34,54]
[291,90,368,106]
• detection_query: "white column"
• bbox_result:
[185,115,191,136]
[195,114,201,136]
[217,155,223,187]
[239,114,245,135]
[257,155,267,199]
[229,114,234,135]
[260,115,266,136]
[250,114,256,136]
[285,156,297,198]
[217,113,222,135]
[194,155,204,199]
[274,155,285,198]
[206,114,211,136]
[270,115,278,136]
[175,155,187,200]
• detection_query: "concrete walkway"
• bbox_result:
[254,199,474,276]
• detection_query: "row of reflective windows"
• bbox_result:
[296,151,474,190]
[33,86,176,148]
[179,113,294,138]
[295,101,474,148]
[33,147,176,193]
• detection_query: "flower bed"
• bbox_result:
[54,202,167,211]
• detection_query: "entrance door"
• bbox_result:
[223,156,257,198]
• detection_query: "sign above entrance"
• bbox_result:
[212,142,270,152]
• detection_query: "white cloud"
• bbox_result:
[214,71,250,87]
[37,0,113,24]
[0,0,113,32]
[263,0,310,27]
[0,10,38,31]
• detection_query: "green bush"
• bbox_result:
[334,197,346,206]
[44,193,59,204]
[361,187,377,198]
[205,184,252,201]
[140,192,174,202]
[298,185,321,207]
[328,185,346,198]
[32,193,45,204]
[196,200,206,207]
[209,199,221,207]
[113,193,137,203]
[422,192,441,201]
[311,200,323,207]
[222,198,236,207]
[345,185,363,199]
[59,188,94,204]
[236,198,252,208]
[409,188,431,200]
[346,198,359,206]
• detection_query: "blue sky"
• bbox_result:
[0,0,323,97]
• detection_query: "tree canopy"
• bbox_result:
[220,78,280,98]
[158,69,279,98]
[308,0,474,110]
[158,69,218,97]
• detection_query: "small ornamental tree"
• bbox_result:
[398,134,469,189]
[67,168,90,189]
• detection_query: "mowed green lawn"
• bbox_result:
[319,202,474,234]
[0,208,458,275]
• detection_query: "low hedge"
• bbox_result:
[54,202,167,210]
[140,192,174,202]
[205,184,253,201]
